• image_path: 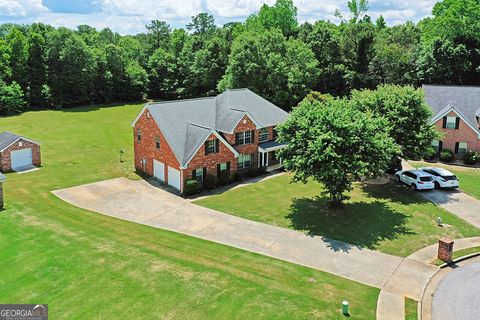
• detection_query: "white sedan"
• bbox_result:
[419,167,459,189]
[395,170,435,190]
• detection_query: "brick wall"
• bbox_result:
[0,139,41,172]
[133,109,181,185]
[434,111,480,153]
[183,133,237,180]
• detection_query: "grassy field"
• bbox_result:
[410,161,480,200]
[405,298,418,320]
[433,246,480,265]
[195,175,480,257]
[0,104,379,319]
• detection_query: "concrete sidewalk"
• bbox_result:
[53,177,406,289]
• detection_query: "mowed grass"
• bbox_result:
[405,298,418,320]
[195,175,480,257]
[0,104,379,319]
[410,160,480,200]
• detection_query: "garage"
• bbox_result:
[153,160,165,181]
[11,148,33,169]
[167,167,181,191]
[0,131,41,172]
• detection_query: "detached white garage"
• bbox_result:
[0,131,41,172]
[167,167,181,191]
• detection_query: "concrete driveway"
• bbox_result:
[53,177,415,291]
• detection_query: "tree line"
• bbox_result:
[0,0,479,115]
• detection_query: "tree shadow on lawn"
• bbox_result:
[286,195,416,252]
[361,181,430,206]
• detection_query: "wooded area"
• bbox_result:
[0,0,479,115]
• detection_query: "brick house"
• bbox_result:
[131,89,289,192]
[0,131,41,172]
[424,85,480,156]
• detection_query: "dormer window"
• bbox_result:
[205,139,219,154]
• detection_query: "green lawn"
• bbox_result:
[410,160,480,200]
[405,298,418,320]
[0,105,378,319]
[433,246,480,265]
[194,175,480,257]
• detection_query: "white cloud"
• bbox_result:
[0,0,47,17]
[0,0,438,34]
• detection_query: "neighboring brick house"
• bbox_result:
[424,85,480,157]
[0,131,41,172]
[131,89,289,193]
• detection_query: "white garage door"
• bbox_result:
[167,167,181,191]
[11,148,33,169]
[153,160,165,181]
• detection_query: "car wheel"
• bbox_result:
[395,175,401,183]
[434,182,440,189]
[411,184,417,191]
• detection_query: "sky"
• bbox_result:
[0,0,439,35]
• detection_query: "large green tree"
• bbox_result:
[350,84,440,159]
[277,95,398,206]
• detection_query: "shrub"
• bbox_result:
[233,171,245,182]
[463,150,480,165]
[258,166,267,175]
[247,167,259,177]
[184,179,200,195]
[218,170,231,186]
[439,149,454,162]
[203,174,217,190]
[424,147,437,161]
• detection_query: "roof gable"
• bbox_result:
[0,131,40,152]
[424,85,480,133]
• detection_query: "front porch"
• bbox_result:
[258,140,287,172]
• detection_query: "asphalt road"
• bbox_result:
[432,260,480,320]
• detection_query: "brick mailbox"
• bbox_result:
[438,238,454,263]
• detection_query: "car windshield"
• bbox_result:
[420,176,433,182]
[443,175,457,181]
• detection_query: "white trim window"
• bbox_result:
[431,140,440,152]
[446,116,457,129]
[205,139,217,154]
[237,154,252,169]
[236,131,253,145]
[155,136,160,149]
[193,168,204,182]
[137,128,142,142]
[259,128,269,142]
[458,142,468,155]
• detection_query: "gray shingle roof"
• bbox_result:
[423,85,480,131]
[0,131,21,151]
[141,89,289,167]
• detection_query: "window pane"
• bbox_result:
[446,117,456,129]
[206,140,216,154]
[259,128,269,142]
[195,168,203,182]
[220,163,227,171]
[244,131,252,143]
[459,142,467,155]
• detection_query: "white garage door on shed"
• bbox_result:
[11,148,32,169]
[167,167,181,191]
[153,160,165,181]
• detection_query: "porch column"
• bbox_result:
[265,151,269,167]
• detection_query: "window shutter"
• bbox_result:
[204,141,208,155]
[455,117,460,129]
[215,139,219,153]
[235,133,239,145]
[227,162,230,171]
[455,142,459,154]
[439,141,443,153]
[203,167,207,178]
[192,170,196,179]
[217,164,221,176]
[442,117,447,128]
[251,130,255,143]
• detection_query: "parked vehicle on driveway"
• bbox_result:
[418,167,459,189]
[395,170,435,190]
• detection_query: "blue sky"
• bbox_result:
[0,0,438,34]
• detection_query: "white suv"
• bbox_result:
[395,170,435,190]
[418,167,459,189]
